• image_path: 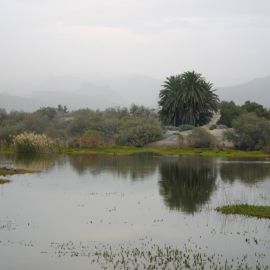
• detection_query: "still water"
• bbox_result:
[0,154,270,269]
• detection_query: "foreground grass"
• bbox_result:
[0,167,36,176]
[60,146,268,158]
[216,204,270,219]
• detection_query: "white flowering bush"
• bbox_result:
[12,132,56,153]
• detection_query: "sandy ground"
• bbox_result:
[147,113,234,148]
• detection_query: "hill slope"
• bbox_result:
[218,76,270,107]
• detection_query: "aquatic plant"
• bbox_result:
[217,204,270,219]
[50,240,269,270]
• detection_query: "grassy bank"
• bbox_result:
[216,204,270,219]
[0,146,268,158]
[0,167,36,176]
[60,146,269,158]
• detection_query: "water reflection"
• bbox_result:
[0,154,58,171]
[15,154,60,171]
[219,160,270,185]
[68,153,160,180]
[158,157,217,214]
[2,153,270,214]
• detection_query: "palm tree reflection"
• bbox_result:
[159,157,217,214]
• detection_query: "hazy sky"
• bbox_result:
[1,0,270,89]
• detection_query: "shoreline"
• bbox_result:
[0,146,268,158]
[60,147,269,158]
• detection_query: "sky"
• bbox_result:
[1,0,270,91]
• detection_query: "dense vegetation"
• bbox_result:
[1,70,270,152]
[0,105,162,150]
[218,100,270,127]
[159,71,219,126]
[218,101,270,150]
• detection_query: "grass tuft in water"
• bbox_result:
[0,167,36,176]
[51,240,270,270]
[216,204,270,219]
[0,178,11,184]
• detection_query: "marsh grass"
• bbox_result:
[51,240,269,270]
[216,204,270,219]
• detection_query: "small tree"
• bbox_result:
[218,101,241,127]
[241,101,270,119]
[225,113,270,150]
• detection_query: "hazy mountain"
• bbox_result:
[1,75,270,112]
[107,75,162,107]
[0,94,42,112]
[218,75,270,107]
[0,75,162,112]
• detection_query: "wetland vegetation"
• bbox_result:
[217,204,270,219]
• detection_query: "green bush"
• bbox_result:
[178,124,195,132]
[241,101,270,119]
[225,113,270,150]
[218,100,270,128]
[187,128,216,148]
[116,122,163,147]
[209,124,217,130]
[12,132,56,153]
[218,101,241,127]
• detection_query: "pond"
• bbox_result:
[0,153,270,269]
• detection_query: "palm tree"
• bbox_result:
[159,71,219,126]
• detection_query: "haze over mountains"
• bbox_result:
[0,74,270,112]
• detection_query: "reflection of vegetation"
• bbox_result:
[68,153,160,180]
[159,157,217,213]
[220,161,270,185]
[6,154,58,171]
[217,204,270,219]
[0,178,11,184]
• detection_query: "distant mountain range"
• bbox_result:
[0,75,269,112]
[218,75,270,107]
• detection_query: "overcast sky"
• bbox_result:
[1,0,270,90]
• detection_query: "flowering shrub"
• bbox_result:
[12,132,56,153]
